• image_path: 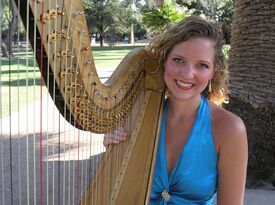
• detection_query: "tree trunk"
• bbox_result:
[99,33,104,47]
[1,40,10,57]
[129,23,134,45]
[227,0,275,182]
[229,0,275,106]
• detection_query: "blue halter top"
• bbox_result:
[150,95,218,205]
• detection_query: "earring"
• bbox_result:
[208,80,212,92]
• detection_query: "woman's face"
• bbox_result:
[164,37,215,102]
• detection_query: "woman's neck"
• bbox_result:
[167,95,202,121]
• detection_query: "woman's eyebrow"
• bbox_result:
[199,60,211,64]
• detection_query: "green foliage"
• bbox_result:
[83,0,121,46]
[83,0,145,45]
[175,0,234,43]
[1,0,27,40]
[1,0,12,31]
[222,45,230,64]
[111,0,135,34]
[176,0,233,20]
[83,0,117,34]
[219,0,234,43]
[141,1,188,33]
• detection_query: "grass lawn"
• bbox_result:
[92,45,146,68]
[0,44,146,118]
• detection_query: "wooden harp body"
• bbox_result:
[10,0,165,204]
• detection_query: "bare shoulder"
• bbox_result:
[209,102,248,204]
[209,101,247,153]
[210,102,246,134]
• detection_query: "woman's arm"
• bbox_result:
[215,110,248,205]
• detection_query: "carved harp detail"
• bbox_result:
[12,0,165,204]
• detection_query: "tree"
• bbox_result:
[84,0,145,46]
[83,0,118,46]
[1,0,18,57]
[228,0,275,182]
[176,0,234,43]
[141,0,188,37]
[111,0,137,44]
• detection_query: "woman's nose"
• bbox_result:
[180,64,194,79]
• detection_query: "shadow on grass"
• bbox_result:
[1,78,43,87]
[1,58,37,67]
[1,69,40,75]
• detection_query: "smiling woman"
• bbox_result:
[105,15,248,205]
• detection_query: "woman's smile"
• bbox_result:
[175,80,195,90]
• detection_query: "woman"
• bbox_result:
[104,16,248,205]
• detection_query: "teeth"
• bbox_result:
[176,80,193,87]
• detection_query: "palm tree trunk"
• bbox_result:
[229,0,275,106]
[227,0,275,183]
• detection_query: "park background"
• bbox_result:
[0,0,275,204]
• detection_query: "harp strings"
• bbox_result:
[74,5,86,204]
[64,1,75,204]
[65,3,73,200]
[8,3,13,205]
[1,0,123,204]
[79,30,86,204]
[60,1,67,204]
[0,32,4,205]
[63,0,107,203]
[0,1,5,200]
[0,1,3,204]
[39,0,45,203]
[26,1,30,204]
[57,1,71,204]
[16,0,22,204]
[44,3,52,202]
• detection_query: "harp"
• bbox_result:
[0,0,165,204]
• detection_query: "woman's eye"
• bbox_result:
[173,58,184,63]
[198,63,209,69]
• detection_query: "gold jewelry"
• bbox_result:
[208,80,212,92]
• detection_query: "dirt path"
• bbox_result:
[0,93,105,205]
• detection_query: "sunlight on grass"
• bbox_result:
[92,45,145,69]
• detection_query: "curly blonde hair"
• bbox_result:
[147,15,229,104]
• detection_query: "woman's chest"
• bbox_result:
[165,118,195,175]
